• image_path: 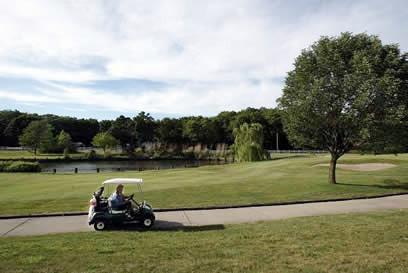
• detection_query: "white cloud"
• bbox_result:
[0,89,60,103]
[0,63,103,83]
[0,0,407,116]
[3,79,281,116]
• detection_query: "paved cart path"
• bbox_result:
[1,194,408,237]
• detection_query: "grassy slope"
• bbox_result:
[0,153,407,215]
[1,209,408,273]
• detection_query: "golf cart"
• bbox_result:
[88,178,155,231]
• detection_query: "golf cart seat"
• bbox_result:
[108,199,127,214]
[94,187,108,209]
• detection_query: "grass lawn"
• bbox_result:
[0,150,90,160]
[0,150,64,160]
[1,209,407,273]
[0,153,407,216]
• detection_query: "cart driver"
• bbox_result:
[109,184,131,210]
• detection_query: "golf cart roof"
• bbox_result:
[102,178,143,185]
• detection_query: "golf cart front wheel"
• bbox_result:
[94,221,106,231]
[142,217,154,228]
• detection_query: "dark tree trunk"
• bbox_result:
[328,153,338,184]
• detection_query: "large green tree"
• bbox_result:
[99,120,113,132]
[133,112,156,145]
[4,113,40,146]
[47,116,99,145]
[109,115,136,153]
[279,32,408,184]
[181,116,222,146]
[92,132,119,157]
[19,120,54,155]
[214,111,237,144]
[156,118,184,145]
[0,110,22,146]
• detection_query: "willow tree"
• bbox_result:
[233,123,267,162]
[279,32,407,184]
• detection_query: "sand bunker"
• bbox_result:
[315,163,397,171]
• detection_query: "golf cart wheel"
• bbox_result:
[142,217,154,228]
[94,221,106,231]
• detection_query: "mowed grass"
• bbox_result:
[0,150,63,159]
[1,209,408,273]
[0,153,407,215]
[0,150,89,160]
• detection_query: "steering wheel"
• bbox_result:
[127,193,140,205]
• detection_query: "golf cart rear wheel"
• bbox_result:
[142,217,154,228]
[94,221,106,231]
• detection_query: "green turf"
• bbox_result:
[0,153,407,215]
[0,150,64,159]
[0,150,92,160]
[0,149,126,161]
[1,209,408,273]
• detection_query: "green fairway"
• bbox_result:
[0,150,89,160]
[0,149,125,161]
[0,150,63,160]
[1,209,407,273]
[0,153,407,216]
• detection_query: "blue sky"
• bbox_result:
[0,0,407,120]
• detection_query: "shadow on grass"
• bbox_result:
[338,179,408,190]
[270,155,311,161]
[107,220,225,233]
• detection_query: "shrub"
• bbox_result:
[133,147,146,159]
[0,161,41,172]
[182,151,196,159]
[0,161,9,172]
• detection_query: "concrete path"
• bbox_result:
[1,194,408,237]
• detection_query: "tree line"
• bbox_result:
[0,107,292,152]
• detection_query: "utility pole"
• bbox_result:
[276,132,279,152]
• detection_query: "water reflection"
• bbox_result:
[40,159,229,173]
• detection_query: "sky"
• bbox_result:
[0,0,407,120]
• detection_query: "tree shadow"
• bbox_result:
[107,220,225,233]
[270,155,310,161]
[337,179,408,190]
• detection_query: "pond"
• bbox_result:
[40,159,229,173]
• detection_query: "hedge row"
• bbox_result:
[0,161,41,172]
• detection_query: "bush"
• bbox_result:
[0,161,41,172]
[0,161,9,172]
[133,147,145,158]
[182,151,196,159]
